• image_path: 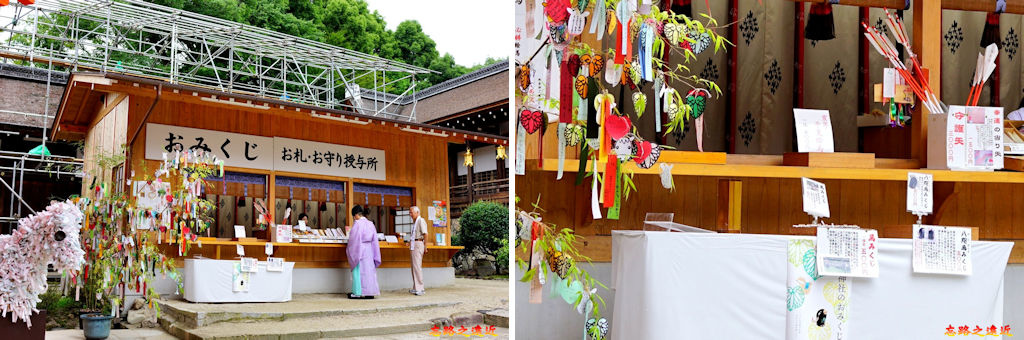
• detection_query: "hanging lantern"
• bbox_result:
[496,145,507,160]
[463,145,474,168]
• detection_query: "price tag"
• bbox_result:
[906,172,933,215]
[265,242,273,256]
[801,177,830,218]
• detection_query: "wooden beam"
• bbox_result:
[912,0,941,164]
[61,124,89,134]
[717,179,743,233]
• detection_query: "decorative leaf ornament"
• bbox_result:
[517,64,531,91]
[520,109,545,134]
[635,141,661,169]
[663,22,685,45]
[688,31,712,55]
[575,75,589,96]
[587,318,610,340]
[632,92,647,117]
[565,124,584,146]
[686,88,710,119]
[580,54,605,77]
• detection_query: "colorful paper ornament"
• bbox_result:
[0,200,84,328]
[545,0,572,23]
[604,115,631,140]
[686,88,710,119]
[664,22,685,45]
[586,318,610,340]
[638,142,661,169]
[517,64,531,91]
[612,136,637,159]
[565,124,584,147]
[520,109,545,134]
[660,163,675,190]
[604,63,622,85]
[632,92,647,117]
[575,75,588,97]
[688,31,712,55]
[566,8,590,36]
[580,54,605,78]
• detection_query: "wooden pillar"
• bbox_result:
[347,180,355,225]
[268,173,276,224]
[464,143,475,203]
[911,0,942,163]
[717,179,743,233]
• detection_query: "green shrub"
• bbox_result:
[495,237,509,273]
[454,201,508,257]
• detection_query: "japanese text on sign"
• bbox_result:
[946,106,1003,171]
[816,227,879,278]
[913,225,972,275]
[145,124,386,180]
[801,177,830,218]
[906,172,934,215]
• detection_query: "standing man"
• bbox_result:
[409,206,429,295]
[346,205,381,299]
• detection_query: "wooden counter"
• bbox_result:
[159,239,463,269]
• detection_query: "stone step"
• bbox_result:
[157,297,458,328]
[160,305,495,340]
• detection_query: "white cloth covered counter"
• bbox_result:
[611,231,1012,340]
[184,258,295,303]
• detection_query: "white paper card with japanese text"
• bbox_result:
[794,109,835,153]
[267,257,284,272]
[801,177,830,218]
[816,227,879,278]
[234,225,246,239]
[240,257,258,273]
[946,106,1004,171]
[236,244,244,257]
[912,225,972,275]
[906,172,934,215]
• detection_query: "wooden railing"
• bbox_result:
[449,178,509,217]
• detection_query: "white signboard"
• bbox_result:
[906,172,933,215]
[146,123,387,180]
[801,178,830,218]
[786,239,850,340]
[234,225,246,239]
[145,123,274,170]
[816,227,879,278]
[267,257,284,272]
[794,109,835,153]
[946,106,1004,171]
[273,137,385,181]
[912,225,972,275]
[240,257,258,273]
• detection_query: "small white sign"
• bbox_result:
[236,244,245,256]
[234,225,246,239]
[428,206,437,221]
[275,225,292,243]
[912,225,972,275]
[906,172,934,215]
[298,220,307,230]
[265,242,273,256]
[816,227,879,278]
[794,109,835,153]
[801,177,830,218]
[240,257,258,273]
[267,257,284,272]
[384,235,399,243]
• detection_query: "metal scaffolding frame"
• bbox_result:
[0,0,434,121]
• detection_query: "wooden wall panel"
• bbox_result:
[517,169,1024,262]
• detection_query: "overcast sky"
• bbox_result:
[364,0,510,67]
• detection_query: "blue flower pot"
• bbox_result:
[80,313,113,340]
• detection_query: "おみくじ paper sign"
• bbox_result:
[801,178,830,219]
[906,172,933,215]
[816,227,878,278]
[912,225,972,275]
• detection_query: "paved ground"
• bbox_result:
[159,278,508,316]
[46,328,178,340]
[326,327,510,339]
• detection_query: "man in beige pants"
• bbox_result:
[409,206,428,295]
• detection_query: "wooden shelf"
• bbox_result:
[527,156,1024,183]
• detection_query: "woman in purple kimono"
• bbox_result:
[346,205,381,299]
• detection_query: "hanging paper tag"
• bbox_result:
[591,160,602,219]
[516,126,527,175]
[265,242,274,256]
[589,0,607,40]
[557,123,567,179]
[801,177,830,219]
[602,156,617,208]
[607,165,622,219]
[236,244,245,257]
[906,172,934,216]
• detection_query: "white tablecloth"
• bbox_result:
[183,258,295,303]
[611,231,1012,340]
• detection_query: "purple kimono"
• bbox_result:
[346,217,381,296]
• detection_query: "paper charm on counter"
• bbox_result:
[660,163,674,190]
[634,141,661,169]
[520,108,545,134]
[588,0,606,40]
[632,92,647,117]
[566,8,589,36]
[687,89,711,152]
[557,123,568,180]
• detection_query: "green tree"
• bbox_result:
[454,201,509,257]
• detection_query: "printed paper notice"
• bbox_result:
[787,239,850,340]
[267,257,284,272]
[947,106,1004,171]
[802,178,830,218]
[240,257,258,273]
[794,109,835,153]
[906,172,933,215]
[816,227,878,278]
[913,225,972,275]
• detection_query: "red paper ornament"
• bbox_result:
[605,115,631,140]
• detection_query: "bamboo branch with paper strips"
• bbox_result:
[516,197,609,340]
